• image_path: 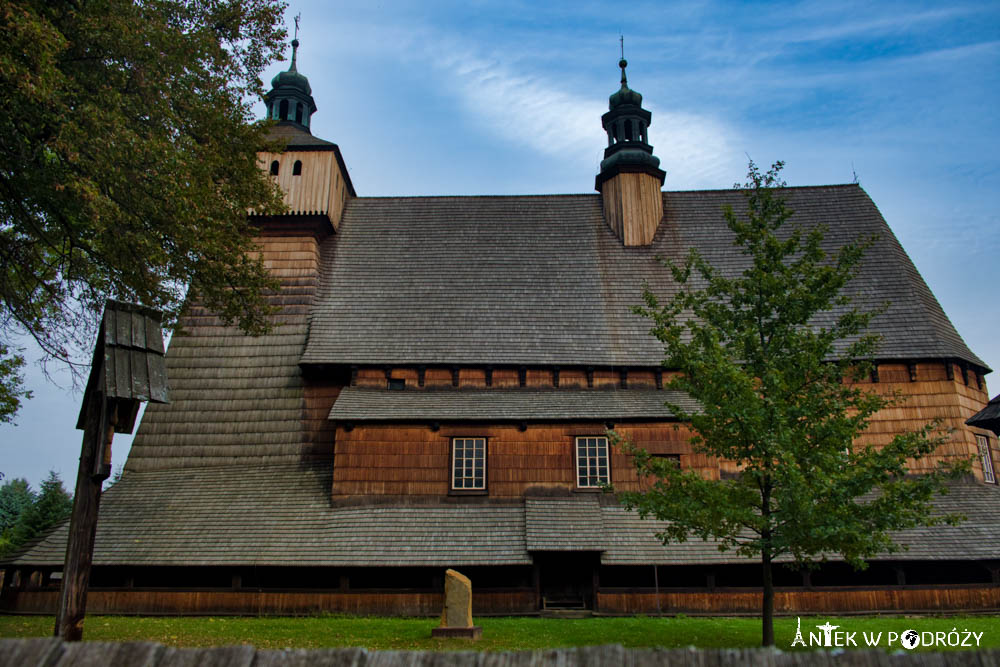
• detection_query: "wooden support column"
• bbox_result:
[55,395,117,641]
[592,562,600,613]
[533,563,541,610]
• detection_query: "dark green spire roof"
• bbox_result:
[609,58,643,108]
[596,58,665,190]
[264,37,317,132]
[270,39,312,95]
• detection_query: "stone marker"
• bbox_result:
[431,569,482,639]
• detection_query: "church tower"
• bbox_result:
[595,58,665,246]
[257,29,355,232]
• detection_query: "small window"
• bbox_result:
[279,99,289,121]
[294,103,303,125]
[652,453,680,468]
[977,434,996,484]
[576,436,609,488]
[293,160,302,176]
[452,438,486,490]
[387,378,405,391]
[269,160,279,176]
[624,119,633,142]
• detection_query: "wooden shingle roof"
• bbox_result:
[302,187,986,371]
[7,468,998,568]
[966,394,1000,434]
[328,387,699,422]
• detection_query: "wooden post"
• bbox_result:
[54,394,117,641]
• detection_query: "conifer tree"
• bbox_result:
[7,471,73,555]
[0,476,36,556]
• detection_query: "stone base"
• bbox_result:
[431,626,482,640]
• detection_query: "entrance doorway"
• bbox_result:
[534,552,599,610]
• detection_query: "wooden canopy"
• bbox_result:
[75,300,168,435]
[966,394,1000,435]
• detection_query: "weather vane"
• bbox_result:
[620,34,624,60]
[294,13,301,41]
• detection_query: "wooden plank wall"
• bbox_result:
[1,590,535,617]
[4,586,997,617]
[256,150,350,229]
[847,362,992,480]
[600,172,664,246]
[352,367,665,391]
[333,360,994,496]
[333,419,703,498]
[597,586,1000,615]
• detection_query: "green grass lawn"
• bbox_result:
[1,615,998,652]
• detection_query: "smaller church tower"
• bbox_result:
[257,27,355,232]
[263,36,317,131]
[595,59,666,246]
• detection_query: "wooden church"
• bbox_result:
[3,38,999,617]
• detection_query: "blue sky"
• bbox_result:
[3,0,998,489]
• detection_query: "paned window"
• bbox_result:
[576,436,610,488]
[977,434,996,484]
[452,438,486,490]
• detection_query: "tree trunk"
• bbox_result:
[761,549,775,646]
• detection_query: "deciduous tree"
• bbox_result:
[617,160,967,646]
[0,0,289,420]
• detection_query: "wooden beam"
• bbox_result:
[55,395,117,641]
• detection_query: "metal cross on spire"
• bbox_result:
[618,34,628,87]
[289,13,301,71]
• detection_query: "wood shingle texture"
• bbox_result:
[8,475,997,569]
[124,229,331,472]
[328,387,700,422]
[4,462,529,567]
[301,187,987,370]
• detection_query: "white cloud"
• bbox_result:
[432,47,740,190]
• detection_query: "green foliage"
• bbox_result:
[0,476,36,532]
[0,0,289,416]
[3,470,72,557]
[0,475,36,555]
[617,160,969,644]
[1,614,999,651]
[0,345,31,423]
